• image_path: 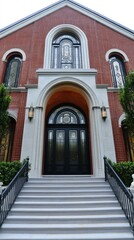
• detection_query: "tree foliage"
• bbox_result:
[0,84,12,150]
[119,71,134,133]
[0,161,22,185]
[111,161,134,187]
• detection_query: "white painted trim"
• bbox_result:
[0,0,133,40]
[8,109,18,121]
[36,68,97,75]
[118,113,126,127]
[2,48,26,61]
[105,48,129,62]
[44,24,90,69]
[36,77,99,107]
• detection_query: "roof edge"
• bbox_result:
[0,0,133,40]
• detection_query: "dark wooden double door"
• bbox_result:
[45,106,90,175]
[45,126,89,174]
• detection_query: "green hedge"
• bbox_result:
[0,161,22,186]
[110,161,134,187]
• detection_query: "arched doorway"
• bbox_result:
[45,105,89,175]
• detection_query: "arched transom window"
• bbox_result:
[52,33,82,69]
[48,106,85,124]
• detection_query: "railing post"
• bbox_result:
[0,182,3,226]
[130,174,134,196]
[26,157,29,182]
[0,182,3,194]
[0,194,1,226]
[103,156,107,181]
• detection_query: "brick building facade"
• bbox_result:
[0,0,134,177]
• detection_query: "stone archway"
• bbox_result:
[43,86,91,175]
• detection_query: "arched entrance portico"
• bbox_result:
[21,73,116,177]
[45,105,90,174]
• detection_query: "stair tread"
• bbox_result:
[7,214,126,219]
[17,194,115,197]
[2,222,130,228]
[28,180,107,183]
[14,200,118,204]
[23,185,110,188]
[0,232,133,239]
[21,189,113,192]
[11,206,121,211]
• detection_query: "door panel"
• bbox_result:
[55,130,65,172]
[68,130,79,173]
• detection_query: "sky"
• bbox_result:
[0,0,134,31]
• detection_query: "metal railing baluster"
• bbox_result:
[0,158,29,227]
[104,156,134,235]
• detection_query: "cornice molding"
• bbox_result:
[36,68,97,76]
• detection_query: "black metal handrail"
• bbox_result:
[0,158,29,227]
[104,156,134,235]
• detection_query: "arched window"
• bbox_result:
[4,54,22,87]
[52,33,81,69]
[109,55,126,88]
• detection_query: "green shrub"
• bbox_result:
[111,161,134,187]
[0,161,22,186]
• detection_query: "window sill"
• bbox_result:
[6,87,27,92]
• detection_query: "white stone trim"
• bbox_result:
[2,48,26,61]
[105,49,129,62]
[118,113,126,127]
[8,109,18,121]
[36,77,98,107]
[29,79,102,177]
[44,24,90,69]
[21,72,116,177]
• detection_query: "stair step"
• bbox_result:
[16,193,116,202]
[16,195,117,202]
[26,180,108,185]
[6,214,127,224]
[20,189,113,196]
[23,185,110,190]
[30,175,103,180]
[1,223,131,234]
[0,232,133,240]
[9,207,123,216]
[13,200,119,208]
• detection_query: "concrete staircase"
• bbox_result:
[0,175,133,240]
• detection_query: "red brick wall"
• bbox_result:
[9,92,27,161]
[108,92,127,162]
[0,6,133,162]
